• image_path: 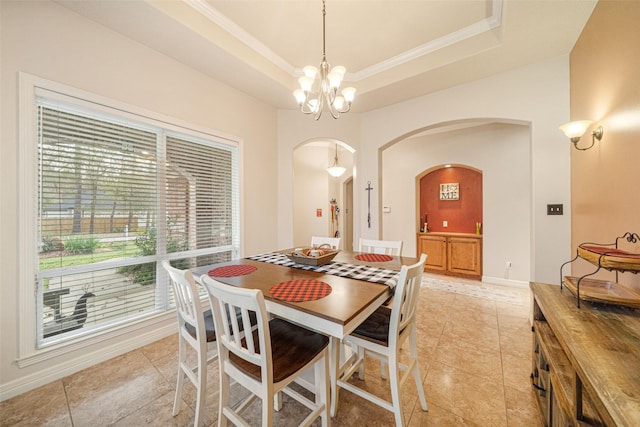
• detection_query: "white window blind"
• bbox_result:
[36,99,239,346]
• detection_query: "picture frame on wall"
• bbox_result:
[439,182,459,200]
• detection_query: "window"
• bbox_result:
[22,77,240,353]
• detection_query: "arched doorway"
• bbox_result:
[380,120,531,283]
[292,140,354,249]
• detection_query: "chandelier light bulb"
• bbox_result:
[331,66,346,77]
[294,89,306,104]
[341,87,356,103]
[328,71,343,89]
[298,76,313,92]
[303,66,318,79]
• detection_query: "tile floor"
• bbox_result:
[1,276,542,426]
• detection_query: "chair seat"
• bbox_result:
[351,305,392,346]
[185,309,216,342]
[185,307,257,343]
[230,318,329,383]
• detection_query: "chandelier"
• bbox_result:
[293,0,356,120]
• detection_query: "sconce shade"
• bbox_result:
[560,120,592,140]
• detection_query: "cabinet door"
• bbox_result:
[448,237,481,276]
[418,235,447,270]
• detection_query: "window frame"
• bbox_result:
[18,73,243,366]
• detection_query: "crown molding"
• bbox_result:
[185,0,504,82]
[354,0,503,80]
[184,0,297,74]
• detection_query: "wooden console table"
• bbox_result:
[530,282,640,426]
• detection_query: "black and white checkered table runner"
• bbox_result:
[247,252,400,289]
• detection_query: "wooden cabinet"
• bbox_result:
[417,234,447,271]
[417,232,481,279]
[530,282,640,427]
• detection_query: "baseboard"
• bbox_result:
[0,323,176,402]
[482,276,529,288]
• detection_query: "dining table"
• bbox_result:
[191,248,420,416]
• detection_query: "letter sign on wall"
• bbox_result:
[439,183,460,200]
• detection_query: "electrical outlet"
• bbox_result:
[443,220,448,227]
[506,261,512,268]
[547,204,563,215]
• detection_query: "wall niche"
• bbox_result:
[418,165,482,234]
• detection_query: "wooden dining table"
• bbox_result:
[191,249,420,416]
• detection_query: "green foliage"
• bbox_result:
[118,225,188,285]
[41,236,64,253]
[64,236,101,254]
[135,227,158,256]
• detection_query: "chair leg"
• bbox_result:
[193,347,207,427]
[329,337,340,417]
[410,333,428,411]
[218,370,230,427]
[173,338,186,416]
[315,349,330,427]
[262,386,274,427]
[357,346,366,380]
[388,354,405,427]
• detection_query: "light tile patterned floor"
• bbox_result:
[1,275,541,426]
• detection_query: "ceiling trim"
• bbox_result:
[185,0,504,82]
[184,0,297,74]
[354,0,503,80]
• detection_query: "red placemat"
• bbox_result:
[208,264,257,277]
[355,253,394,262]
[270,280,332,302]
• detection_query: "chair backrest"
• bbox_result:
[162,260,207,345]
[310,236,341,249]
[200,275,273,383]
[358,238,403,256]
[389,254,427,347]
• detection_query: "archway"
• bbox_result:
[380,119,531,284]
[292,139,355,249]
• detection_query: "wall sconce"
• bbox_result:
[559,120,604,151]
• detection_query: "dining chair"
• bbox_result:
[335,253,428,426]
[162,260,217,427]
[358,238,403,256]
[200,274,330,427]
[311,235,341,249]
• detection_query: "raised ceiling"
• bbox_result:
[55,0,597,113]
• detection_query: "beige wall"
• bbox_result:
[383,123,531,283]
[1,1,277,398]
[569,1,640,286]
[279,55,573,285]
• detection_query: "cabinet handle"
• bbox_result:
[530,373,546,392]
[532,383,546,392]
